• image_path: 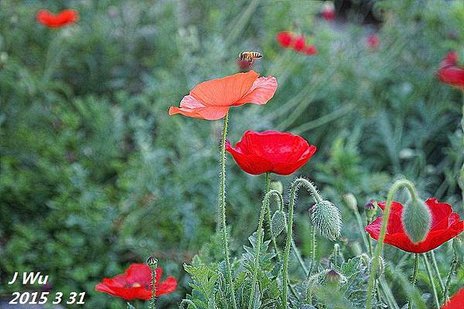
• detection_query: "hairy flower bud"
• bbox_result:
[271,210,287,237]
[325,269,346,284]
[343,193,358,212]
[402,198,431,243]
[270,181,284,195]
[309,200,342,240]
[146,256,158,269]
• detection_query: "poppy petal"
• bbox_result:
[442,288,464,309]
[168,95,230,120]
[233,76,278,106]
[157,276,178,296]
[190,71,259,107]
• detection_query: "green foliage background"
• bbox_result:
[0,0,463,308]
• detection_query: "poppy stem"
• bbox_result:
[248,189,281,309]
[282,178,323,307]
[460,92,464,211]
[365,179,418,309]
[443,239,458,303]
[308,225,316,276]
[217,112,237,309]
[146,257,158,309]
[408,253,419,309]
[423,253,440,308]
[264,173,281,260]
[429,251,445,295]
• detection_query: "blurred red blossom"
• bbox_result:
[366,34,380,49]
[365,198,464,253]
[95,264,177,301]
[226,130,317,175]
[303,45,318,55]
[321,3,336,21]
[276,31,318,55]
[36,9,79,28]
[437,51,464,89]
[442,288,464,309]
[168,70,277,120]
[276,31,293,48]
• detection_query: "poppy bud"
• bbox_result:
[402,198,431,244]
[364,199,377,221]
[368,256,385,279]
[364,199,376,210]
[270,181,283,195]
[343,193,358,212]
[325,269,346,284]
[309,200,342,241]
[146,256,158,269]
[271,210,287,237]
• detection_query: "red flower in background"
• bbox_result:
[303,45,318,55]
[276,31,318,55]
[226,130,317,175]
[36,9,79,28]
[365,198,464,253]
[366,34,380,49]
[321,3,336,21]
[276,31,293,48]
[95,264,177,301]
[442,288,464,309]
[168,70,277,120]
[437,51,464,89]
[293,35,306,52]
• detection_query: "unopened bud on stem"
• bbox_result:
[402,198,431,243]
[309,200,342,241]
[343,193,358,212]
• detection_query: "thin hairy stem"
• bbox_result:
[459,92,464,210]
[366,179,418,309]
[291,238,309,276]
[264,173,281,260]
[429,251,445,295]
[282,178,323,307]
[149,269,157,309]
[217,113,237,309]
[443,239,458,303]
[423,254,440,308]
[248,189,281,309]
[352,205,371,254]
[408,253,419,309]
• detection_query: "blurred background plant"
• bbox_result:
[0,0,463,308]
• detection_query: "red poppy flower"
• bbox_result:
[365,198,464,253]
[366,34,380,49]
[36,9,79,28]
[303,45,318,55]
[95,264,177,301]
[168,70,277,120]
[442,288,464,309]
[321,3,336,21]
[276,31,294,48]
[437,51,464,89]
[226,130,317,175]
[276,31,317,56]
[293,35,306,52]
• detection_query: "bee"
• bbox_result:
[238,51,263,64]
